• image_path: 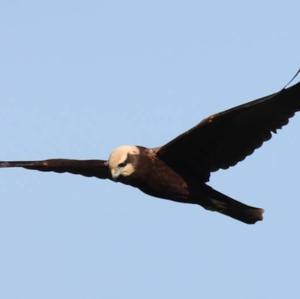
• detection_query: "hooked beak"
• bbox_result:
[111,168,121,180]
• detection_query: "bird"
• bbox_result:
[1,78,300,224]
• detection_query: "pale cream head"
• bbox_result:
[108,145,140,179]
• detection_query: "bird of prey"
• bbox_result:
[1,80,300,224]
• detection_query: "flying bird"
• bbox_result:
[1,79,300,224]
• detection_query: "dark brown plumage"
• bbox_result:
[1,80,300,224]
[0,159,110,178]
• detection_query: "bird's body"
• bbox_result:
[109,145,263,224]
[117,147,190,201]
[1,77,300,224]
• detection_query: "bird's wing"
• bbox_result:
[0,159,111,179]
[157,81,300,182]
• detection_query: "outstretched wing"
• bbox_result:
[157,81,300,182]
[0,159,111,179]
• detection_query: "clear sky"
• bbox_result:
[0,1,300,298]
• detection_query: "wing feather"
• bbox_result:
[0,159,111,179]
[157,82,300,182]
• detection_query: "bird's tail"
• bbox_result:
[200,186,264,224]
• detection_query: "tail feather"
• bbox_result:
[201,186,264,224]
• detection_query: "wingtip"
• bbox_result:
[282,67,300,90]
[0,161,37,168]
[0,162,12,168]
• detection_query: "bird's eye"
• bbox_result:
[118,162,127,168]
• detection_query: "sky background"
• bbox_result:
[0,1,300,298]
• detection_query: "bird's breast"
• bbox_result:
[121,155,190,200]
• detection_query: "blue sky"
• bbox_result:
[0,0,300,298]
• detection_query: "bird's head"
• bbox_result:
[108,145,140,180]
